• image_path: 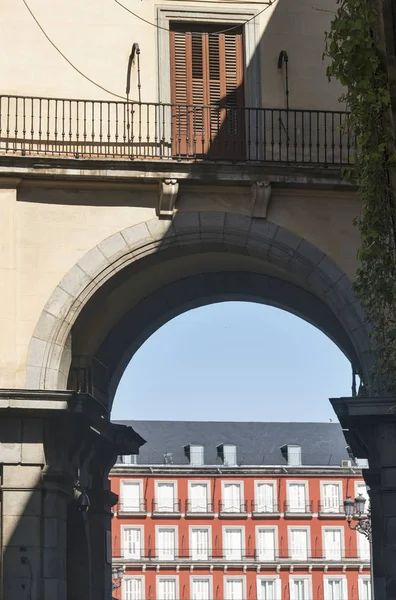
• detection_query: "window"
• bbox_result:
[223,527,244,560]
[189,482,210,512]
[224,578,244,600]
[324,578,347,600]
[222,482,243,512]
[124,577,144,600]
[119,454,138,465]
[187,445,204,466]
[157,527,177,560]
[121,481,142,511]
[355,482,369,512]
[190,528,210,560]
[170,23,245,161]
[290,579,310,600]
[287,445,302,466]
[255,482,276,513]
[156,481,177,512]
[323,528,343,561]
[321,483,342,513]
[358,578,371,600]
[191,578,211,600]
[256,528,276,561]
[357,530,370,560]
[257,579,281,600]
[223,445,237,466]
[287,482,308,513]
[289,528,309,561]
[123,527,143,559]
[158,578,178,600]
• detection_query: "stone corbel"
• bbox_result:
[250,180,272,219]
[158,178,179,219]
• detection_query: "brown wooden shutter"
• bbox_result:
[170,24,244,159]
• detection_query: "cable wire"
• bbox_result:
[114,0,274,35]
[22,0,127,100]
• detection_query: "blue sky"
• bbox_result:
[112,302,352,422]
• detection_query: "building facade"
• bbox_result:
[110,422,371,600]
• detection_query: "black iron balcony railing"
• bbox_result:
[112,547,369,561]
[152,500,182,514]
[251,501,281,514]
[185,500,215,513]
[284,501,314,515]
[117,500,147,513]
[0,95,352,165]
[219,501,248,514]
[318,503,346,515]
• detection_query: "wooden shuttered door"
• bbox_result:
[170,23,245,159]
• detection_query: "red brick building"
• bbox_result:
[110,422,371,600]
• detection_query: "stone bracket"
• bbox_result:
[158,178,179,219]
[250,180,272,219]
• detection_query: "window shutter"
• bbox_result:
[191,529,209,560]
[159,579,176,600]
[192,579,210,600]
[157,483,175,512]
[190,483,208,512]
[158,529,176,560]
[257,483,274,512]
[257,529,275,560]
[123,528,141,559]
[122,482,140,510]
[226,579,244,600]
[124,578,142,600]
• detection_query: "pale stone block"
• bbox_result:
[3,514,41,547]
[0,442,22,463]
[58,265,91,298]
[77,245,108,277]
[44,578,59,600]
[25,337,47,368]
[97,232,128,260]
[43,285,74,320]
[21,442,45,465]
[146,218,174,240]
[3,465,42,488]
[199,211,225,235]
[31,311,59,343]
[249,218,278,242]
[3,490,41,516]
[121,221,151,247]
[224,212,251,234]
[173,211,200,234]
[274,226,302,250]
[43,517,58,548]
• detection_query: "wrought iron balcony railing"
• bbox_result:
[185,500,215,514]
[152,500,182,514]
[284,502,314,515]
[0,95,352,165]
[251,501,281,514]
[112,547,369,562]
[219,501,248,515]
[318,503,346,516]
[117,500,147,514]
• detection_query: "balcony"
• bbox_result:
[185,500,215,518]
[251,501,281,519]
[318,503,346,519]
[0,95,352,168]
[117,500,147,517]
[283,502,314,519]
[151,500,182,518]
[111,547,369,564]
[219,501,248,518]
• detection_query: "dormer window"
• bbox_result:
[281,445,302,466]
[217,444,237,466]
[184,444,204,466]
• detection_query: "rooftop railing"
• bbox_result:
[0,95,352,165]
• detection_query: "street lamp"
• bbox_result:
[344,494,372,541]
[112,565,125,591]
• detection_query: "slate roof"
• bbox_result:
[113,420,351,467]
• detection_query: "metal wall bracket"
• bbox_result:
[250,180,272,219]
[158,178,179,219]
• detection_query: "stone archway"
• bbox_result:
[25,211,370,408]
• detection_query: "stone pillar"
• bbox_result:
[0,390,145,600]
[331,396,396,600]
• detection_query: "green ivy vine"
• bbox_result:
[325,0,396,394]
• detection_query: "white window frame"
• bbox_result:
[358,577,372,600]
[122,576,145,600]
[320,481,343,513]
[120,479,143,509]
[287,445,302,466]
[155,480,178,511]
[356,528,371,561]
[189,525,212,560]
[286,481,309,512]
[121,524,144,559]
[190,575,213,600]
[254,480,277,513]
[188,445,205,466]
[156,576,179,600]
[354,481,370,512]
[222,525,246,560]
[155,525,178,560]
[255,526,278,561]
[256,576,281,600]
[224,575,247,600]
[221,480,245,512]
[188,480,211,512]
[289,576,312,600]
[323,576,347,600]
[288,526,311,561]
[322,526,345,561]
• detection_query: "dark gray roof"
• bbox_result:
[113,420,351,467]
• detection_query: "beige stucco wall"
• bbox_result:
[0,0,342,110]
[0,181,360,389]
